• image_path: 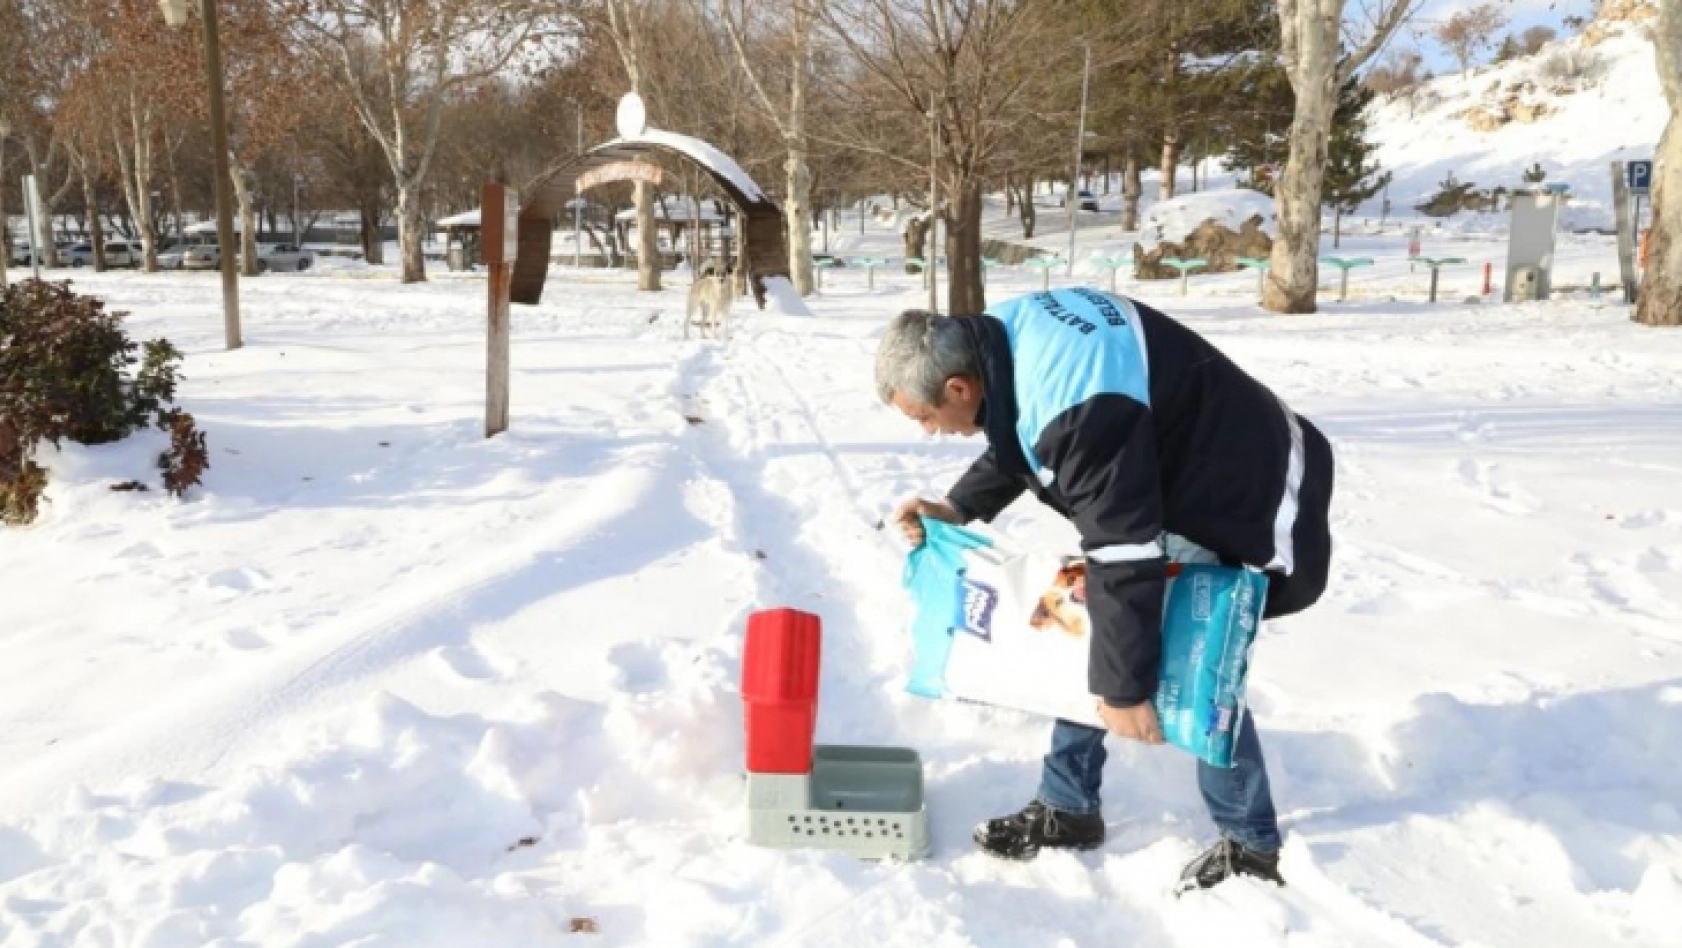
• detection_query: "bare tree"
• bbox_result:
[718,0,816,296]
[211,0,316,276]
[1434,3,1508,79]
[1637,0,1679,326]
[99,0,199,274]
[1520,25,1557,55]
[4,0,86,268]
[813,0,1084,314]
[1364,45,1424,97]
[1265,0,1423,313]
[291,0,561,283]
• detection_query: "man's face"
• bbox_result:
[890,375,983,437]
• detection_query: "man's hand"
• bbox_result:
[1096,699,1165,745]
[892,497,962,547]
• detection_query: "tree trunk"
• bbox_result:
[786,143,815,295]
[1334,206,1343,249]
[125,97,160,274]
[1160,126,1181,201]
[947,177,986,314]
[785,6,815,297]
[166,136,185,240]
[1018,177,1037,239]
[1122,154,1142,231]
[112,134,144,271]
[79,166,107,272]
[358,194,385,264]
[1005,177,1017,215]
[1265,85,1335,313]
[397,182,426,282]
[634,180,661,291]
[26,166,56,269]
[231,166,261,277]
[1637,0,1680,326]
[1266,0,1341,314]
[902,214,931,273]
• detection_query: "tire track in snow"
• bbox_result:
[678,334,911,742]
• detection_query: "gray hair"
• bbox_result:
[874,309,978,406]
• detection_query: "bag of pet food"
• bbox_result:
[903,518,1268,768]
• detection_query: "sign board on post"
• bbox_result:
[1612,161,1638,305]
[1627,160,1653,195]
[575,161,664,194]
[482,181,516,438]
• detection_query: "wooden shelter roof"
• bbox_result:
[511,138,788,308]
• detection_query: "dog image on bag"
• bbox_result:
[1029,561,1090,638]
[685,273,733,340]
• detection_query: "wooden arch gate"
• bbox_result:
[510,138,789,308]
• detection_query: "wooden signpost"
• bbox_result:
[483,181,517,438]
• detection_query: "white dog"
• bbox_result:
[685,273,733,340]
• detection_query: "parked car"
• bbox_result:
[182,244,222,271]
[256,243,315,272]
[155,241,187,270]
[1061,189,1100,212]
[66,241,137,268]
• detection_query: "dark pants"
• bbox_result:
[1034,710,1283,852]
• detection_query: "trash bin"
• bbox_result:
[742,608,821,774]
[447,246,470,272]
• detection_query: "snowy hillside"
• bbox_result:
[1369,14,1667,229]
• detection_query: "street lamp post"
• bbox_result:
[927,102,939,314]
[1066,41,1091,277]
[0,114,10,291]
[573,100,583,269]
[160,0,241,350]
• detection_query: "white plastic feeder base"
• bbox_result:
[746,744,930,861]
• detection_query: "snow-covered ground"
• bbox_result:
[2,217,1681,947]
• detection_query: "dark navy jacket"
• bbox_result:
[944,288,1334,706]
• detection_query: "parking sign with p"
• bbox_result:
[1628,160,1653,194]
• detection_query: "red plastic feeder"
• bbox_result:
[739,607,930,859]
[741,607,822,774]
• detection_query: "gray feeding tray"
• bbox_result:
[747,744,931,860]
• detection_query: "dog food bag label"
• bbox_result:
[903,518,1267,767]
[1153,565,1268,768]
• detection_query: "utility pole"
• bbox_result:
[0,117,10,291]
[1066,42,1091,277]
[293,173,304,247]
[160,0,241,349]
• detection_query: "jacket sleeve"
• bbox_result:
[1035,394,1167,706]
[945,445,1026,524]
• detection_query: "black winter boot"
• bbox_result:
[973,800,1105,861]
[1176,837,1285,894]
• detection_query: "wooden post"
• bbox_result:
[483,181,516,438]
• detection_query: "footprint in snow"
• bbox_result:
[430,644,510,682]
[607,641,669,694]
[222,628,270,651]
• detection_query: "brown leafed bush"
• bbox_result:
[159,412,210,498]
[0,279,207,525]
